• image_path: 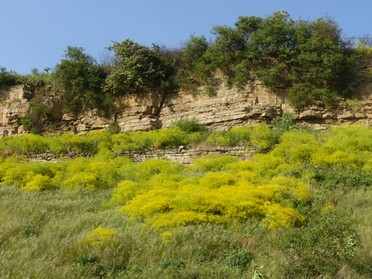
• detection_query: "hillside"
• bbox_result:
[0,124,371,278]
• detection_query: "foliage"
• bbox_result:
[226,249,254,269]
[346,98,363,112]
[206,126,252,147]
[107,122,121,134]
[171,118,208,134]
[0,66,23,87]
[104,39,176,95]
[118,167,308,230]
[23,174,53,191]
[23,68,54,87]
[275,208,359,278]
[2,13,370,117]
[54,46,108,114]
[176,35,213,93]
[177,12,363,110]
[80,226,118,247]
[271,112,297,140]
[20,116,36,133]
[250,124,276,151]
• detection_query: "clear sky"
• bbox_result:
[0,0,370,74]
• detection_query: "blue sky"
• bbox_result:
[0,0,371,74]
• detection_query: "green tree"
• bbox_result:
[176,35,213,92]
[54,46,107,114]
[104,39,176,95]
[245,11,297,90]
[196,12,359,110]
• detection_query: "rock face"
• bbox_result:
[0,85,32,136]
[0,80,371,137]
[160,81,286,130]
[27,146,254,165]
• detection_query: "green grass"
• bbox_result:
[1,185,370,278]
[0,187,265,278]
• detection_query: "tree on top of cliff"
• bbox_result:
[5,11,369,115]
[103,39,176,96]
[54,46,107,114]
[178,12,359,110]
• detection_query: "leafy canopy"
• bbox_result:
[104,39,176,95]
[178,12,360,109]
[54,46,107,113]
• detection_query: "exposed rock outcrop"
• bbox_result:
[27,146,254,165]
[0,85,31,136]
[0,79,371,137]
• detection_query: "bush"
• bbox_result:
[107,122,121,134]
[226,249,254,269]
[0,67,22,87]
[54,46,107,114]
[104,39,176,95]
[23,174,53,191]
[276,208,359,278]
[172,119,208,133]
[175,12,362,109]
[250,124,275,151]
[313,167,372,191]
[192,156,239,172]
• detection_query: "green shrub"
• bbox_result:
[172,119,208,133]
[346,99,363,112]
[313,167,372,191]
[107,122,121,134]
[0,67,22,86]
[205,131,232,146]
[153,127,188,148]
[20,117,34,133]
[226,249,254,269]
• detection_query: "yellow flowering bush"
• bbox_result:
[63,172,98,190]
[199,172,237,188]
[263,203,305,230]
[363,158,372,171]
[250,124,275,150]
[23,174,52,191]
[192,156,239,172]
[311,125,372,168]
[119,172,308,230]
[111,180,141,205]
[81,226,118,247]
[205,131,232,146]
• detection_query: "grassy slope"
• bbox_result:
[0,187,263,278]
[0,125,371,278]
[0,186,370,279]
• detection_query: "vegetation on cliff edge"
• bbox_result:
[1,11,371,119]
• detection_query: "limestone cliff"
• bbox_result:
[0,80,371,136]
[0,85,32,136]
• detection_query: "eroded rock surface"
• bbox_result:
[1,79,371,137]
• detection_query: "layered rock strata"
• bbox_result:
[0,80,371,137]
